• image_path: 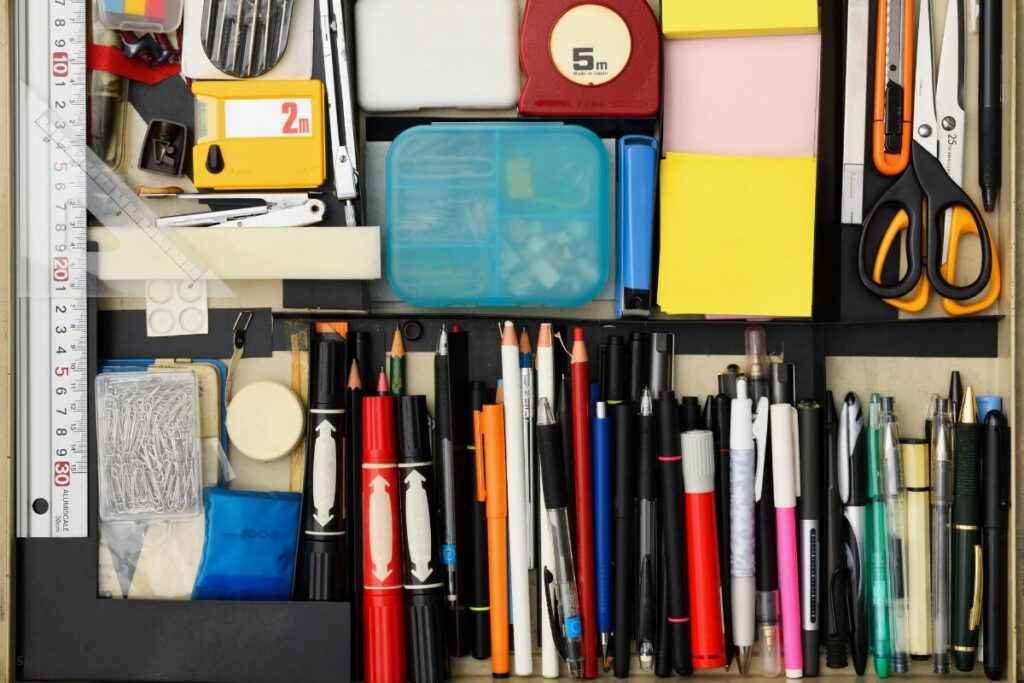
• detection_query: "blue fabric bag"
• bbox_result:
[192,488,301,600]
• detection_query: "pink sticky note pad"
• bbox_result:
[663,34,821,157]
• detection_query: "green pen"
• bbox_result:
[866,393,892,677]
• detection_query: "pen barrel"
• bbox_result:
[365,588,407,683]
[656,392,692,675]
[867,500,893,676]
[982,526,1008,680]
[685,490,726,668]
[557,377,578,547]
[953,423,981,524]
[480,404,509,676]
[611,403,635,677]
[627,334,647,404]
[635,499,659,665]
[434,355,453,440]
[713,394,733,666]
[592,413,613,635]
[570,356,597,678]
[951,423,982,670]
[405,588,451,683]
[775,507,803,676]
[730,444,756,651]
[901,440,931,657]
[398,461,444,591]
[931,497,952,673]
[298,405,347,601]
[979,0,1002,205]
[346,385,365,678]
[547,506,584,678]
[982,411,1010,529]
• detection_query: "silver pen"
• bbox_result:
[930,397,953,673]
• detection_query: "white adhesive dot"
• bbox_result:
[148,309,174,335]
[179,307,206,334]
[146,280,173,305]
[178,280,203,302]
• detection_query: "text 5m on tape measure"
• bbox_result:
[519,0,661,118]
[193,80,327,190]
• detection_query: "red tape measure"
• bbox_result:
[519,0,661,117]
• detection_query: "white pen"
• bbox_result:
[730,378,757,675]
[501,321,533,676]
[520,328,536,571]
[536,324,560,678]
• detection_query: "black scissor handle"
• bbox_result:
[914,145,994,301]
[858,167,924,299]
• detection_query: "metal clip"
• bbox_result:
[968,544,983,630]
[233,310,254,350]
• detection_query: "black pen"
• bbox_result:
[709,390,734,672]
[557,374,577,548]
[627,332,648,405]
[952,387,982,672]
[979,0,1002,211]
[611,401,635,677]
[398,396,450,683]
[798,401,823,676]
[433,327,460,644]
[467,381,491,660]
[345,358,365,679]
[823,393,850,670]
[296,332,348,601]
[656,390,693,675]
[747,327,781,676]
[635,389,659,673]
[982,409,1009,680]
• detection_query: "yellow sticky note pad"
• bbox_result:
[657,153,816,317]
[662,0,819,38]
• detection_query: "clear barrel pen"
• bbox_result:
[880,397,910,673]
[931,397,953,674]
[537,398,583,679]
[867,394,892,678]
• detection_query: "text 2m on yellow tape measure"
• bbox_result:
[192,80,326,190]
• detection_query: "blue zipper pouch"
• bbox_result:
[192,488,301,600]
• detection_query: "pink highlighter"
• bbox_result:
[770,403,803,678]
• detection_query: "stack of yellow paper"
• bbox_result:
[657,153,817,317]
[662,0,819,38]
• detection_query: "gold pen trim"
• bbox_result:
[952,645,978,653]
[953,523,978,530]
[968,545,983,630]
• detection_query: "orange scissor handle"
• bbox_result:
[872,208,930,312]
[872,0,915,176]
[941,206,1001,315]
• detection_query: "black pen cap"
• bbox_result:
[604,335,627,403]
[628,332,648,404]
[949,371,964,420]
[714,393,731,451]
[982,410,1010,529]
[398,395,431,463]
[680,395,701,432]
[656,391,681,456]
[469,381,488,413]
[537,420,568,510]
[770,362,796,405]
[797,401,823,518]
[718,364,742,400]
[313,336,346,406]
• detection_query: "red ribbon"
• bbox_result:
[87,44,181,86]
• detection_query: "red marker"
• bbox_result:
[571,327,598,677]
[363,379,405,683]
[682,430,727,669]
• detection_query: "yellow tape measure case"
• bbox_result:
[192,80,327,190]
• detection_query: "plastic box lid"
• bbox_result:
[386,123,610,308]
[99,0,184,33]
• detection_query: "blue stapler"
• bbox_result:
[615,135,658,318]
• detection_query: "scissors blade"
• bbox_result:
[936,0,966,186]
[912,0,939,155]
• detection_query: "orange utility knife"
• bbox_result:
[873,0,915,175]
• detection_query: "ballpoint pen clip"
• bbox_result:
[837,406,851,504]
[790,406,801,497]
[753,397,769,501]
[969,544,983,630]
[827,565,854,635]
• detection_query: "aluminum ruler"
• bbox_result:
[14,0,91,537]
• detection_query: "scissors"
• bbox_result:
[859,0,1000,315]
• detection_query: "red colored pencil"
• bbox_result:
[571,327,598,677]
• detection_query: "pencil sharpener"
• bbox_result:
[139,119,189,176]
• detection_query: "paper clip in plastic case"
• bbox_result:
[615,135,657,318]
[386,123,610,308]
[192,80,326,190]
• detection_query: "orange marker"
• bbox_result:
[872,0,915,175]
[476,403,510,678]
